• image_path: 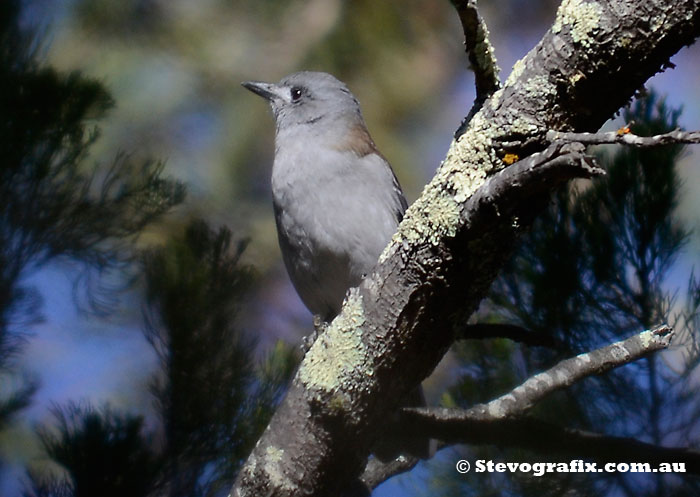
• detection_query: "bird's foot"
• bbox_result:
[301,315,329,353]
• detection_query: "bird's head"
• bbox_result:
[242,71,365,133]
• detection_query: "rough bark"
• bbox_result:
[451,0,501,106]
[231,1,700,496]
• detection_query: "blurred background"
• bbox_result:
[2,0,699,496]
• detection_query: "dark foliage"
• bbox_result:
[25,403,161,497]
[142,220,298,496]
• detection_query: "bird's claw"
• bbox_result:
[301,315,329,353]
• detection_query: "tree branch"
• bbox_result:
[450,0,500,109]
[546,128,700,147]
[465,324,673,420]
[359,455,420,492]
[398,414,700,475]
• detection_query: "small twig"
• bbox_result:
[458,323,558,348]
[546,128,700,147]
[465,324,673,420]
[451,0,500,135]
[451,0,500,101]
[360,455,420,490]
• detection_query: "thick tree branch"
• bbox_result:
[546,128,700,147]
[398,414,700,475]
[232,2,700,495]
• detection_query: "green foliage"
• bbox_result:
[25,403,161,497]
[241,339,300,449]
[435,93,700,497]
[143,220,256,496]
[143,220,298,496]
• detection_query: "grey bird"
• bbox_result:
[242,71,407,321]
[243,71,431,461]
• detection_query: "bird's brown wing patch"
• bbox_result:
[337,124,380,158]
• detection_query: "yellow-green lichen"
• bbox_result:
[298,289,372,392]
[266,445,284,463]
[454,112,498,167]
[449,167,488,204]
[488,86,505,108]
[650,12,670,33]
[552,0,602,46]
[389,108,502,251]
[265,451,295,492]
[522,74,557,104]
[328,393,349,412]
[509,112,543,137]
[474,27,501,80]
[377,236,397,265]
[505,74,556,135]
[394,185,461,247]
[618,35,632,48]
[380,164,475,261]
[505,57,527,87]
[243,452,257,477]
[569,70,585,86]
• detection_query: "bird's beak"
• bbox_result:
[241,80,285,102]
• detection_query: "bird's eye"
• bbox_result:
[290,87,303,102]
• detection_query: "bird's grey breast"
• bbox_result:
[271,133,405,317]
